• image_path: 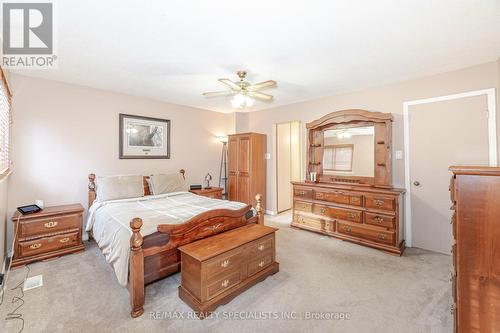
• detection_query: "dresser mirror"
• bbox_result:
[323,125,375,178]
[306,109,393,187]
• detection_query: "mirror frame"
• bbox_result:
[306,109,393,187]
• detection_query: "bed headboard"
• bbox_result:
[87,169,186,208]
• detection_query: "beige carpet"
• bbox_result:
[0,213,452,333]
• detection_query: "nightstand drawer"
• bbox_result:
[19,232,80,257]
[19,213,81,238]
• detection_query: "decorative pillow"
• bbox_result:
[149,173,187,195]
[96,175,144,202]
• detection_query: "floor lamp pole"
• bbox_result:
[218,141,228,199]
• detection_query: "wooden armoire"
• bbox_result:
[227,133,266,211]
[449,166,500,332]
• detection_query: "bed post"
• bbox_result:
[88,174,96,208]
[256,193,264,225]
[129,218,145,318]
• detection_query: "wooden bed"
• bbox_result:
[87,170,263,318]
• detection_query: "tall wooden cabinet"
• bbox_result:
[449,166,500,332]
[228,133,266,212]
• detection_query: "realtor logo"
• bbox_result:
[1,2,56,68]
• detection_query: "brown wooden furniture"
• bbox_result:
[292,109,405,255]
[178,224,279,317]
[449,166,500,332]
[189,187,223,199]
[11,204,85,267]
[87,170,264,318]
[228,132,266,213]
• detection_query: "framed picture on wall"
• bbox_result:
[119,114,170,159]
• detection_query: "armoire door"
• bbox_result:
[237,136,251,203]
[227,136,238,201]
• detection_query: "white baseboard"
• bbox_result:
[265,210,277,215]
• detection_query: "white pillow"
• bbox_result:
[96,175,144,202]
[149,173,187,195]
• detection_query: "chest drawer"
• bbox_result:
[364,212,395,229]
[313,204,362,223]
[294,201,312,213]
[315,190,350,205]
[247,252,274,277]
[19,213,81,238]
[206,270,242,301]
[294,187,313,200]
[338,222,395,246]
[294,214,322,230]
[365,195,396,212]
[247,234,274,256]
[19,232,80,257]
[205,248,244,281]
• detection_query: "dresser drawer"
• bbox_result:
[364,212,395,229]
[313,204,362,223]
[294,214,322,230]
[294,200,312,213]
[206,248,244,281]
[248,234,274,256]
[19,232,80,257]
[338,222,395,245]
[315,190,350,205]
[247,252,273,277]
[206,270,242,301]
[349,195,363,206]
[365,195,396,211]
[19,213,81,238]
[294,187,313,200]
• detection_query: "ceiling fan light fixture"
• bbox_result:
[231,93,254,109]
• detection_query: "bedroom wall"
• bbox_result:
[245,61,500,212]
[7,74,235,243]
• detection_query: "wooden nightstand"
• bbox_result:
[189,187,224,199]
[11,204,85,267]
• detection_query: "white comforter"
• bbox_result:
[86,191,248,286]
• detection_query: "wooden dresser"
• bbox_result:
[227,132,266,211]
[189,187,223,199]
[292,182,405,254]
[11,204,85,267]
[449,166,500,332]
[178,224,279,317]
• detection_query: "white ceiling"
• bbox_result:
[13,0,500,113]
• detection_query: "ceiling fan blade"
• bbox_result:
[202,90,235,97]
[218,79,242,91]
[247,91,274,101]
[247,80,277,91]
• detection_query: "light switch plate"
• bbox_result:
[265,153,271,160]
[395,150,403,160]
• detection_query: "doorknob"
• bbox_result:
[413,181,421,186]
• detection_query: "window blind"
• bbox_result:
[0,74,11,174]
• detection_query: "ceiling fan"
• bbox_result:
[202,71,277,108]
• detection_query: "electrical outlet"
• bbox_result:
[394,150,403,160]
[265,153,271,160]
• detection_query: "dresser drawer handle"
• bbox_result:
[59,237,70,243]
[221,260,230,268]
[319,208,326,214]
[373,216,384,224]
[378,234,386,240]
[221,279,229,288]
[298,191,305,196]
[374,199,385,206]
[258,260,265,268]
[344,226,352,233]
[30,243,42,249]
[258,244,265,251]
[347,212,356,219]
[351,197,360,202]
[44,221,59,228]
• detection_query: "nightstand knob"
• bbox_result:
[44,221,58,228]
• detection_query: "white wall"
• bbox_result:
[244,62,500,212]
[7,74,235,244]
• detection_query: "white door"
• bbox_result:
[276,121,301,213]
[409,95,490,254]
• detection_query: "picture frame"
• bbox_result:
[119,114,171,159]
